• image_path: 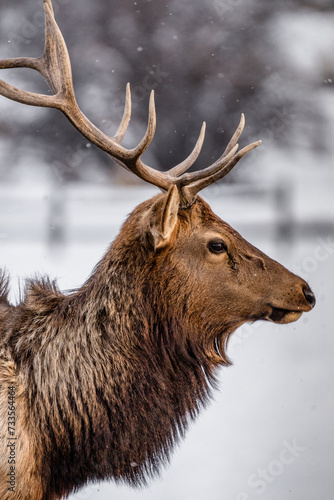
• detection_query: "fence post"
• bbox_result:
[47,185,66,248]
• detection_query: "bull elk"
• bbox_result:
[0,1,315,499]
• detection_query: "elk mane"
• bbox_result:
[3,208,218,495]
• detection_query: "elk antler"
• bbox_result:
[0,0,261,204]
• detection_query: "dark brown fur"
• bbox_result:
[0,194,315,499]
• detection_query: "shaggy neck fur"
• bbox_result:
[3,201,221,498]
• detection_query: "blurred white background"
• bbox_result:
[0,0,333,499]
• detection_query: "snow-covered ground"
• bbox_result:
[0,164,333,499]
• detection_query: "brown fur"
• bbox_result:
[0,194,315,499]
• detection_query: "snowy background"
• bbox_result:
[0,0,333,499]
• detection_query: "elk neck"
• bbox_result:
[4,198,217,493]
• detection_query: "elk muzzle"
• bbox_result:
[264,282,316,324]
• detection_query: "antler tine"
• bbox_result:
[171,114,245,188]
[222,113,245,156]
[115,90,171,187]
[113,83,131,144]
[167,122,206,177]
[42,2,74,99]
[39,0,61,93]
[0,74,57,108]
[44,0,55,17]
[0,57,40,72]
[171,114,261,200]
[184,140,262,199]
[131,90,156,159]
[176,143,239,187]
[180,113,244,179]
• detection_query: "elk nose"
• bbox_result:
[303,286,316,309]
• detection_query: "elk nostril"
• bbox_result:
[303,286,316,309]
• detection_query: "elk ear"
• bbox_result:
[149,186,180,250]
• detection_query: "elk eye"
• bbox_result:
[208,239,227,254]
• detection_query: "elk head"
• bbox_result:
[114,187,314,366]
[0,0,315,367]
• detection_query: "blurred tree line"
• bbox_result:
[0,0,333,184]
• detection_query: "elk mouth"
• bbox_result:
[265,305,303,324]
